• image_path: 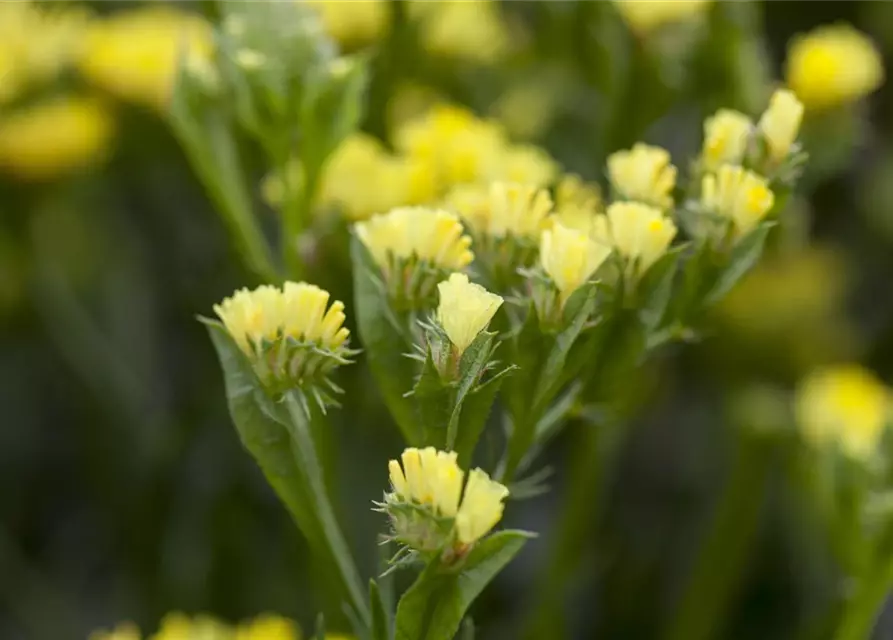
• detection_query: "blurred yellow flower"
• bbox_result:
[607,143,677,210]
[0,96,114,181]
[150,613,231,640]
[411,0,510,64]
[786,24,884,111]
[213,282,350,356]
[757,89,804,163]
[613,0,713,35]
[796,365,890,460]
[388,447,509,545]
[90,622,141,640]
[233,613,300,640]
[436,273,504,355]
[702,109,753,171]
[592,202,677,275]
[451,182,553,241]
[553,174,603,234]
[701,165,775,236]
[495,145,560,188]
[355,207,474,272]
[305,0,390,47]
[540,221,612,304]
[0,1,88,104]
[80,7,213,109]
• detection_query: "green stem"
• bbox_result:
[500,411,537,483]
[833,561,893,640]
[283,392,371,628]
[664,432,769,640]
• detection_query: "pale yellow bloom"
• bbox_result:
[607,143,677,210]
[436,273,504,355]
[757,89,804,163]
[80,7,213,109]
[554,174,603,235]
[494,145,559,188]
[149,613,231,640]
[796,365,890,460]
[355,207,474,272]
[455,468,510,545]
[540,222,612,303]
[450,182,553,241]
[613,0,713,35]
[411,0,510,64]
[786,24,884,111]
[90,622,142,640]
[388,447,509,544]
[592,202,677,275]
[213,282,350,355]
[233,614,300,640]
[701,165,775,236]
[702,109,753,170]
[305,0,390,47]
[0,96,115,181]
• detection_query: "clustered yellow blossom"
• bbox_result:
[702,109,753,171]
[613,0,713,36]
[592,202,678,277]
[0,96,115,181]
[0,1,88,104]
[540,221,612,304]
[607,143,677,210]
[796,365,890,460]
[436,273,504,355]
[388,447,510,546]
[214,282,349,356]
[701,165,775,236]
[355,207,474,272]
[79,6,213,109]
[305,0,390,48]
[786,24,884,111]
[91,612,348,640]
[449,182,554,241]
[408,0,511,64]
[757,89,804,164]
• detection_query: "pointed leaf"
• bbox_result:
[704,223,773,306]
[370,580,391,640]
[637,248,683,330]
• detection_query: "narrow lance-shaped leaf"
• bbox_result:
[703,222,774,306]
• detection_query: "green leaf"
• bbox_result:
[370,580,391,640]
[453,367,511,467]
[394,531,532,640]
[351,236,420,444]
[315,613,326,640]
[637,248,683,331]
[704,223,774,306]
[412,347,453,449]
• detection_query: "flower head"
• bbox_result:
[702,109,753,171]
[355,207,474,272]
[786,24,884,111]
[452,182,553,241]
[89,622,141,640]
[305,0,389,48]
[496,145,559,188]
[554,174,603,234]
[607,143,677,210]
[0,96,115,181]
[796,365,890,460]
[436,273,504,355]
[410,0,510,64]
[540,222,612,304]
[757,89,804,164]
[151,613,231,640]
[614,0,713,35]
[592,202,677,276]
[234,613,300,640]
[385,447,509,551]
[701,165,775,236]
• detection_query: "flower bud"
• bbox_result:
[701,109,753,171]
[607,143,677,210]
[540,221,612,305]
[436,273,503,356]
[592,202,677,277]
[701,165,775,236]
[757,89,804,164]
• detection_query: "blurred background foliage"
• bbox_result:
[2,1,893,639]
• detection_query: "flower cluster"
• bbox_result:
[213,282,352,396]
[90,612,347,640]
[383,447,510,555]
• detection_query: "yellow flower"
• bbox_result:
[493,145,559,188]
[592,202,677,275]
[149,613,231,640]
[0,96,115,181]
[213,282,349,356]
[234,614,300,640]
[554,174,602,235]
[701,165,775,236]
[411,0,510,64]
[796,365,890,460]
[388,447,509,545]
[607,143,677,209]
[613,0,713,35]
[786,24,884,111]
[355,207,474,272]
[702,109,753,171]
[450,182,553,241]
[540,221,612,303]
[305,0,390,47]
[436,273,504,355]
[757,89,804,163]
[79,7,213,109]
[90,622,142,640]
